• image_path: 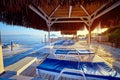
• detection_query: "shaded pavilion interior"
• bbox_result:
[0,0,120,41]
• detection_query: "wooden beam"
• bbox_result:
[94,0,120,20]
[29,5,48,22]
[50,18,58,26]
[46,22,51,46]
[49,4,61,17]
[54,20,88,23]
[80,18,89,26]
[49,0,65,17]
[38,7,49,19]
[69,6,72,18]
[80,5,90,16]
[51,16,88,19]
[90,3,108,18]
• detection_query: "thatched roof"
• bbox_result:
[0,0,120,34]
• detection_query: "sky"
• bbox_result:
[0,22,107,38]
[0,22,61,37]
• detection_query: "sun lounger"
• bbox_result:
[54,40,74,46]
[36,58,120,80]
[53,49,95,61]
[5,57,37,75]
[54,68,86,80]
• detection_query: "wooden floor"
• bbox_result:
[19,58,44,77]
[1,55,115,80]
[40,73,83,80]
[11,65,84,80]
[10,75,34,80]
[1,41,120,80]
[20,66,37,77]
[10,55,110,80]
[16,61,85,80]
[5,57,37,75]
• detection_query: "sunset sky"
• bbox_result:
[0,22,61,37]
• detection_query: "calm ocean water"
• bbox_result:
[1,35,44,47]
[1,35,48,67]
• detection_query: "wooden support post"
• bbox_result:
[88,26,91,48]
[48,26,51,46]
[0,32,4,74]
[46,23,52,54]
[45,34,46,43]
[87,19,93,49]
[46,23,51,46]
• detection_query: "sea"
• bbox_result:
[1,35,48,67]
[1,35,44,47]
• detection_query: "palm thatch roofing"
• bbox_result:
[0,0,120,34]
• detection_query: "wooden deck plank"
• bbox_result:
[61,76,66,80]
[20,66,37,77]
[45,74,51,80]
[5,57,37,75]
[42,73,46,79]
[49,75,55,80]
[10,75,33,80]
[38,73,87,80]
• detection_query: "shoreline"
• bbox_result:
[3,43,47,67]
[2,43,45,58]
[3,48,31,58]
[2,44,32,58]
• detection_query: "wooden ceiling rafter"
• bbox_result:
[1,0,120,35]
[51,16,88,20]
[29,5,48,23]
[93,0,120,20]
[61,30,77,35]
[38,7,49,20]
[25,0,120,35]
[80,5,90,16]
[90,3,109,24]
[68,5,72,18]
[49,4,61,17]
[49,0,65,17]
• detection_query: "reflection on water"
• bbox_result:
[1,35,42,46]
[2,35,48,67]
[4,44,47,67]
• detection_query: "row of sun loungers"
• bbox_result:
[3,39,120,80]
[54,40,75,46]
[35,40,120,80]
[52,49,95,62]
[36,58,120,80]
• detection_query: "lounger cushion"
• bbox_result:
[37,58,120,79]
[55,49,94,54]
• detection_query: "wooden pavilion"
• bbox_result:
[0,0,120,74]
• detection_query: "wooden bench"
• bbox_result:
[5,57,37,75]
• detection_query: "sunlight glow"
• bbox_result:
[77,26,88,35]
[92,23,108,34]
